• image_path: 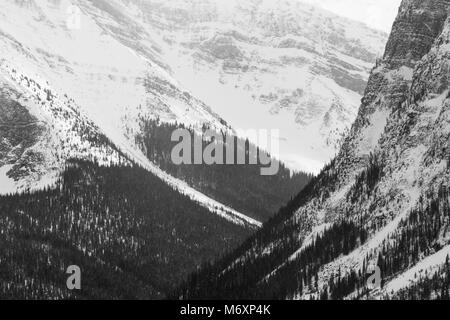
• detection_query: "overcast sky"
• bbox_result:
[301,0,403,32]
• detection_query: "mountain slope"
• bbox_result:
[126,0,388,172]
[175,0,450,300]
[0,0,254,226]
[0,57,261,227]
[0,160,251,299]
[0,61,128,192]
[0,0,314,224]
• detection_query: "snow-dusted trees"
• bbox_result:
[0,160,249,299]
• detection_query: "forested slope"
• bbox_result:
[0,160,250,299]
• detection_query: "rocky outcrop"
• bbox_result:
[384,0,449,69]
[336,0,449,181]
[0,90,46,182]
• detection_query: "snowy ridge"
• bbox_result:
[0,59,127,193]
[0,59,261,228]
[0,0,264,228]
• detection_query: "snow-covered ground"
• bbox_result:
[381,245,450,296]
[0,165,16,195]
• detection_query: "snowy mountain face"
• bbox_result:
[0,0,230,166]
[0,0,264,298]
[0,62,128,192]
[127,0,388,172]
[2,0,449,301]
[176,0,450,299]
[0,0,385,222]
[0,0,270,228]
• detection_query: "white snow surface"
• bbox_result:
[0,165,16,195]
[0,0,262,228]
[381,245,450,296]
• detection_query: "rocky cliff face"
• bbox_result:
[324,0,450,188]
[384,0,449,69]
[0,89,46,191]
[177,0,450,299]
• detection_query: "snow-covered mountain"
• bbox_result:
[127,0,388,172]
[0,0,263,228]
[0,0,386,221]
[3,0,448,301]
[176,0,450,299]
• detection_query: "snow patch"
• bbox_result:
[382,245,450,296]
[0,165,16,195]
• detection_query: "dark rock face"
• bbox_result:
[0,92,45,170]
[411,22,450,102]
[383,0,449,69]
[0,89,49,184]
[202,35,243,60]
[355,0,449,119]
[341,0,449,168]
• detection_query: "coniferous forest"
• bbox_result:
[388,256,450,300]
[0,160,251,299]
[133,118,313,222]
[2,151,447,300]
[172,160,450,300]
